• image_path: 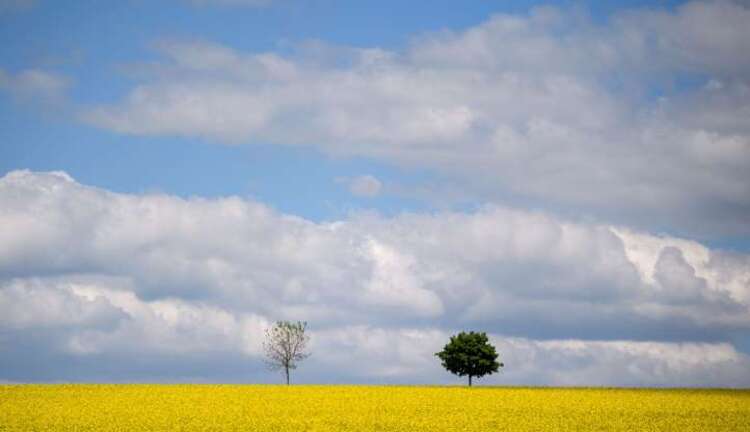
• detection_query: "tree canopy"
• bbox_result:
[435,331,503,386]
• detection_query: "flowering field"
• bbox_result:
[1,385,748,431]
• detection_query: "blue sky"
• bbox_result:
[1,0,750,386]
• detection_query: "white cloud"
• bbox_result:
[61,286,270,357]
[1,170,748,384]
[340,175,382,197]
[496,337,750,387]
[313,327,750,387]
[615,227,750,305]
[362,237,443,317]
[0,278,127,330]
[83,1,750,237]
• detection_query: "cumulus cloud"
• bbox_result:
[0,278,128,331]
[82,1,750,237]
[1,170,748,384]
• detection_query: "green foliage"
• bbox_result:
[435,331,503,386]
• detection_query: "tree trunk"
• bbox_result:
[285,366,290,385]
[468,375,472,387]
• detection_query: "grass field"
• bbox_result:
[1,385,749,431]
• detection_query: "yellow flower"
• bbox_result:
[1,384,748,431]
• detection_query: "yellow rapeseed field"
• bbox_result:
[1,385,748,431]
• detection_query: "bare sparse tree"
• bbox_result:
[263,321,310,385]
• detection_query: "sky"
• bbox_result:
[1,0,749,386]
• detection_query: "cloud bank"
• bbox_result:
[84,0,750,237]
[1,170,748,385]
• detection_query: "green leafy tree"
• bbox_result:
[435,331,503,386]
[263,321,310,385]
